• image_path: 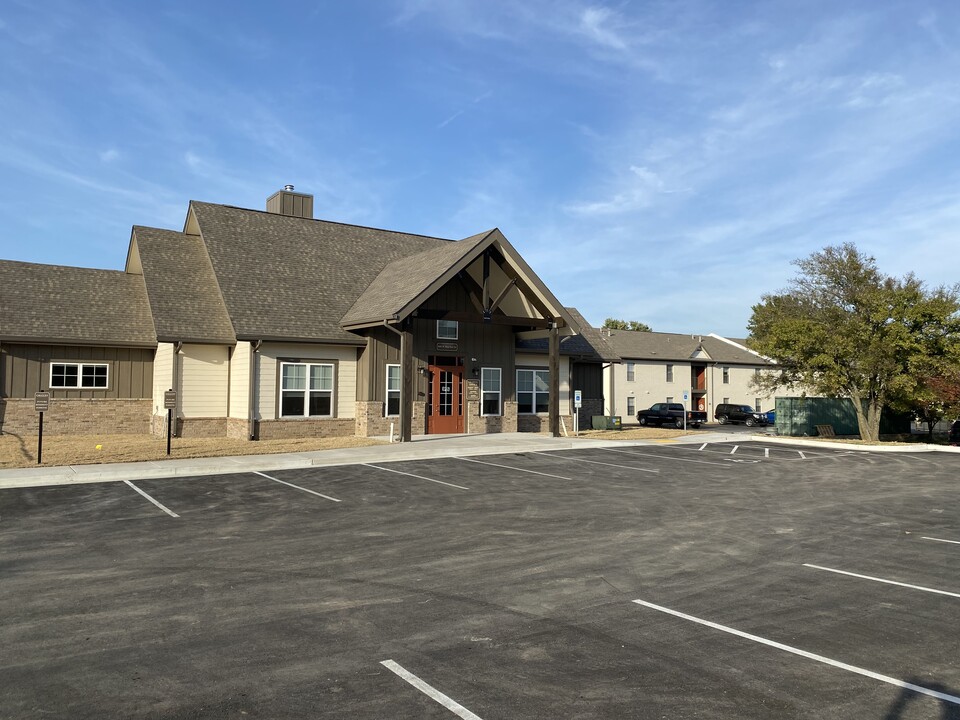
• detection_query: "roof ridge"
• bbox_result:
[189,200,455,243]
[0,258,130,275]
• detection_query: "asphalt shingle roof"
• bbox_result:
[516,308,620,362]
[0,260,156,346]
[190,202,450,343]
[606,330,773,365]
[132,226,236,344]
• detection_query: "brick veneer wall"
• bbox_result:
[1,398,151,436]
[517,413,574,434]
[226,418,249,440]
[576,399,604,429]
[465,400,519,434]
[355,401,427,438]
[257,417,355,440]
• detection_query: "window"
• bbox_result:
[626,362,635,382]
[437,320,458,340]
[50,362,108,389]
[517,369,549,414]
[280,362,333,417]
[722,366,730,384]
[626,396,635,416]
[666,396,674,404]
[666,364,674,382]
[755,398,762,412]
[385,364,400,416]
[481,368,501,416]
[723,397,730,405]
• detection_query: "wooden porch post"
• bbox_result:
[549,323,560,437]
[400,320,414,443]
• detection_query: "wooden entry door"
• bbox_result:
[427,364,464,434]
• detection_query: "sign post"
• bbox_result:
[35,392,50,464]
[163,389,177,455]
[682,390,689,432]
[573,390,582,437]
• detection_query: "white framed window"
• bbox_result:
[722,366,730,384]
[666,364,674,382]
[755,398,762,412]
[385,364,400,417]
[437,320,458,340]
[626,396,635,416]
[517,368,549,414]
[481,367,501,416]
[666,396,674,403]
[723,396,730,405]
[626,362,635,382]
[50,362,108,389]
[280,361,334,417]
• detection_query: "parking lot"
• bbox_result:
[1,441,958,719]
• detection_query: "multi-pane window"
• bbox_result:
[723,397,730,405]
[50,362,108,389]
[626,396,635,416]
[755,399,762,412]
[626,362,635,382]
[666,396,674,403]
[517,369,549,414]
[280,362,334,417]
[722,366,730,384]
[666,364,674,382]
[437,320,458,340]
[385,364,400,416]
[481,368,501,416]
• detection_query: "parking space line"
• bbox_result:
[922,536,960,546]
[698,443,708,451]
[632,599,960,706]
[380,660,483,719]
[803,563,960,598]
[729,445,739,454]
[123,480,179,518]
[455,456,572,480]
[601,447,732,467]
[252,471,341,503]
[363,464,469,490]
[533,452,659,474]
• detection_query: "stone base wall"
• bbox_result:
[257,417,355,441]
[177,417,228,438]
[517,413,575,434]
[465,400,518,434]
[226,418,249,440]
[1,398,151,436]
[355,401,427,438]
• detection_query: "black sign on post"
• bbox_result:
[163,389,177,455]
[35,392,50,464]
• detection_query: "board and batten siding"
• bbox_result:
[2,343,153,399]
[229,341,251,419]
[179,344,229,417]
[258,343,358,420]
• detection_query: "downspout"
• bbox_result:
[173,341,183,437]
[249,340,262,440]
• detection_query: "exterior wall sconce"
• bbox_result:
[418,366,428,377]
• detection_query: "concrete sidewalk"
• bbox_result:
[0,432,709,489]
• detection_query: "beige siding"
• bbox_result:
[258,343,357,420]
[180,344,229,417]
[229,342,251,419]
[152,343,174,415]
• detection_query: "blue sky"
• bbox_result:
[1,1,959,337]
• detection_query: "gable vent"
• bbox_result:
[267,185,314,219]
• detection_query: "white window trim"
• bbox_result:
[626,362,635,382]
[666,364,674,383]
[481,367,501,417]
[517,368,549,415]
[385,364,400,417]
[722,366,730,384]
[436,320,458,340]
[49,362,109,389]
[279,361,335,418]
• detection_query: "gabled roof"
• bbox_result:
[129,226,236,344]
[0,260,156,347]
[516,308,620,362]
[606,329,775,365]
[189,202,449,343]
[341,230,493,327]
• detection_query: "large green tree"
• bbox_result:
[748,243,960,442]
[603,318,652,332]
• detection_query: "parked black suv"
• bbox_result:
[715,403,767,427]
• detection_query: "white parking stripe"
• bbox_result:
[253,471,341,502]
[455,456,572,480]
[601,447,732,467]
[380,660,483,719]
[533,452,659,474]
[632,599,960,706]
[363,464,469,490]
[124,480,179,517]
[698,443,708,451]
[729,445,739,454]
[922,536,960,545]
[799,451,807,459]
[803,563,960,598]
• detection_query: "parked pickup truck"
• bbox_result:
[636,403,707,429]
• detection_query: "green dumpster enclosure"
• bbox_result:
[774,397,912,436]
[591,415,622,430]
